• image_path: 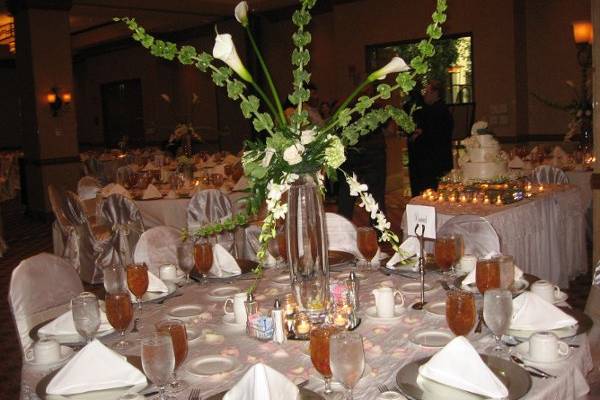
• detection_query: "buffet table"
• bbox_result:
[20,267,593,399]
[402,185,587,288]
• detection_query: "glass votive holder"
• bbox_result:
[294,312,311,339]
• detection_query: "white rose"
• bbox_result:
[234,1,249,27]
[212,33,253,83]
[368,56,410,81]
[300,129,316,145]
[283,143,304,165]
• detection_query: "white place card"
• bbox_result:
[406,204,436,239]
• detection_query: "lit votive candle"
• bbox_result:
[437,194,445,202]
[294,313,311,337]
[538,185,544,192]
[525,183,532,192]
[472,196,478,204]
[448,194,456,203]
[495,195,502,206]
[460,194,468,203]
[333,312,348,328]
[483,196,490,205]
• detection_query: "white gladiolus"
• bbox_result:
[283,143,304,166]
[300,129,316,145]
[368,56,410,81]
[347,173,368,196]
[212,33,253,83]
[261,147,275,167]
[234,1,249,27]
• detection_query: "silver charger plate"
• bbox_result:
[396,354,531,400]
[454,276,530,296]
[205,387,324,399]
[36,356,147,400]
[508,305,592,340]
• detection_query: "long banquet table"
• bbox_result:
[21,266,593,399]
[402,185,587,288]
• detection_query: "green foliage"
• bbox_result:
[192,213,249,238]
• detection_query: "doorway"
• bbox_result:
[101,79,144,148]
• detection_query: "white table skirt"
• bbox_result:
[402,186,587,288]
[565,171,592,210]
[20,267,593,399]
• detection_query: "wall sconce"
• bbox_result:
[47,87,72,117]
[572,20,593,147]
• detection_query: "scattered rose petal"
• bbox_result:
[221,347,240,357]
[273,348,289,358]
[290,366,305,374]
[380,280,394,287]
[254,294,266,301]
[198,312,213,321]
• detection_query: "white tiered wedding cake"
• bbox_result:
[459,122,508,182]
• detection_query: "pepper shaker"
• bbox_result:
[271,298,286,344]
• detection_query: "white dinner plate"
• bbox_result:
[461,278,529,295]
[206,286,241,301]
[222,314,246,330]
[140,282,177,303]
[513,341,571,364]
[167,304,204,319]
[408,329,454,348]
[37,327,115,346]
[400,282,439,294]
[364,305,406,322]
[186,355,240,376]
[25,345,74,367]
[508,324,578,340]
[424,301,446,317]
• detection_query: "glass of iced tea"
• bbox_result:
[357,227,378,268]
[105,291,134,350]
[211,173,224,188]
[194,239,213,283]
[435,234,461,272]
[127,263,149,312]
[310,325,339,396]
[445,290,476,336]
[156,319,189,393]
[475,258,501,294]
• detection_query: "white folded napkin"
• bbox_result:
[210,244,242,277]
[386,237,420,268]
[419,336,508,399]
[142,161,158,171]
[165,190,177,199]
[232,176,249,191]
[462,264,523,287]
[38,309,112,337]
[223,363,299,400]
[508,156,525,169]
[101,183,132,199]
[147,270,169,293]
[142,184,162,200]
[510,292,577,331]
[46,340,147,395]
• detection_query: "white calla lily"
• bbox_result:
[212,33,253,83]
[234,2,249,27]
[368,56,410,81]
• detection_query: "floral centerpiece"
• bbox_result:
[161,93,203,156]
[116,0,447,295]
[533,79,593,144]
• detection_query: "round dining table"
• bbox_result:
[20,264,593,400]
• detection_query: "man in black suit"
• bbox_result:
[407,80,454,195]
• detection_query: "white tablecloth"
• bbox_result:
[20,267,593,399]
[403,185,587,288]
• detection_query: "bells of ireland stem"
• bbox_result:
[234,1,249,27]
[368,56,410,81]
[213,33,253,83]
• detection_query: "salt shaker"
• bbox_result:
[245,292,259,335]
[271,298,286,344]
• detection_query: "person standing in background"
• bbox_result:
[407,80,454,195]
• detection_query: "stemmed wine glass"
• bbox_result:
[176,242,195,284]
[357,227,378,269]
[194,238,213,283]
[127,263,149,315]
[483,288,513,354]
[105,291,134,350]
[104,264,127,294]
[310,325,339,397]
[71,292,100,344]
[435,234,462,274]
[445,290,477,336]
[475,257,501,294]
[141,333,176,400]
[330,332,365,400]
[156,319,189,393]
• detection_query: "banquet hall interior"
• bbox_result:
[2,0,600,399]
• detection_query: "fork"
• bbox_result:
[377,384,390,393]
[188,388,201,400]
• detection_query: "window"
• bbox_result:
[366,34,473,105]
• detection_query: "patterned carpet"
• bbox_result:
[0,194,594,398]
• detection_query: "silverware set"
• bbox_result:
[188,388,201,400]
[510,354,556,379]
[377,383,403,394]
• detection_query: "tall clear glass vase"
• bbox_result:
[286,173,330,324]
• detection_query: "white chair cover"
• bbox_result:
[9,252,83,351]
[77,176,101,201]
[49,185,80,265]
[133,226,181,276]
[586,260,600,382]
[100,194,145,266]
[528,165,569,184]
[437,215,501,258]
[116,166,134,187]
[187,189,235,254]
[326,213,360,257]
[64,191,113,284]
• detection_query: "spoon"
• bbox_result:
[510,355,556,378]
